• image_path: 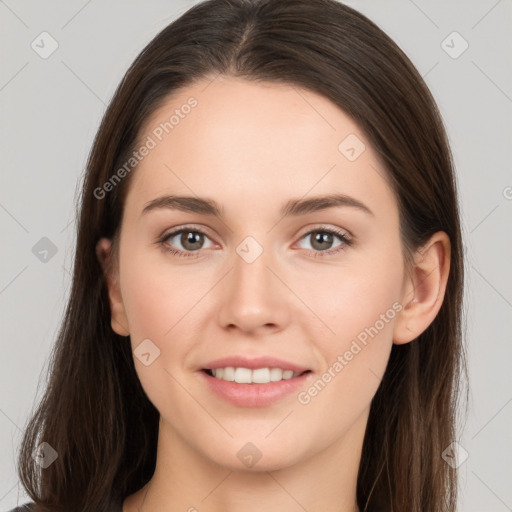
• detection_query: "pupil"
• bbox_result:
[314,232,332,250]
[183,231,202,250]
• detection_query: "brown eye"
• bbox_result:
[179,231,205,251]
[160,227,214,256]
[309,231,336,251]
[297,227,352,256]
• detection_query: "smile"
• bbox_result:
[204,366,308,384]
[200,368,313,407]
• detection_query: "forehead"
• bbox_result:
[124,76,396,221]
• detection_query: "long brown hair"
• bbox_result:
[17,1,466,511]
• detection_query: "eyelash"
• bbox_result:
[158,225,353,259]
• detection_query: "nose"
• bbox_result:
[216,238,291,336]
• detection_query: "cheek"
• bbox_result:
[299,252,403,347]
[122,270,171,341]
[119,245,211,385]
[294,251,403,433]
[119,250,198,413]
[119,244,199,340]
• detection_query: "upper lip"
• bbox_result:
[202,356,310,374]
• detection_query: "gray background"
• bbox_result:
[1,0,511,510]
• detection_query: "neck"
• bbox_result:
[124,411,368,512]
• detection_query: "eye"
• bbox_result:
[159,226,214,258]
[296,226,352,257]
[158,225,352,259]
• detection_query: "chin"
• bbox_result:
[203,440,307,473]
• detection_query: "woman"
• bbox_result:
[11,0,466,511]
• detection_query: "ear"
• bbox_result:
[393,231,451,345]
[96,237,130,337]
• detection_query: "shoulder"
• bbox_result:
[4,503,35,512]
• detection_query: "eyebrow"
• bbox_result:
[141,193,373,218]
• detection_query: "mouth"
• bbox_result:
[202,367,312,384]
[200,367,313,407]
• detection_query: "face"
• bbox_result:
[103,76,410,471]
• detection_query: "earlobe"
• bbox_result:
[96,237,130,337]
[393,231,451,345]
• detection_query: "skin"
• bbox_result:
[96,76,450,512]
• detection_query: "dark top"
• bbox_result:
[5,504,34,512]
[5,501,388,512]
[4,501,388,512]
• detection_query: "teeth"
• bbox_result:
[234,367,252,384]
[210,367,302,384]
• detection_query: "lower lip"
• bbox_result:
[199,370,313,407]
